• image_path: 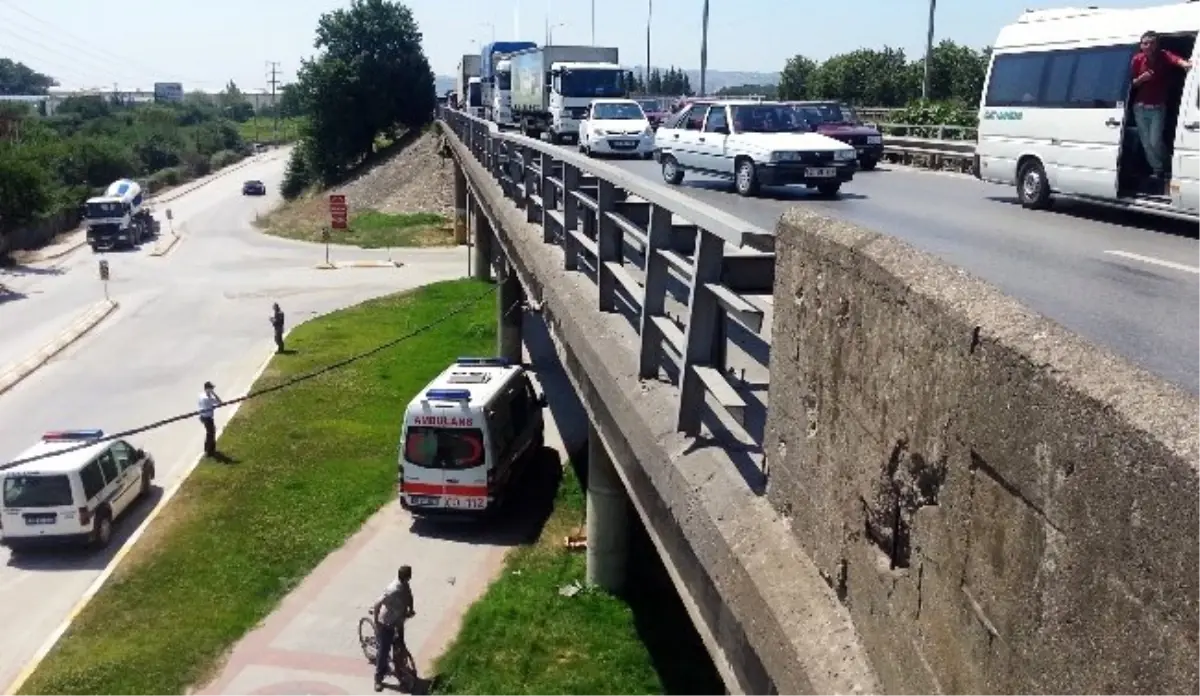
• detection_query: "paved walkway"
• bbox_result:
[196,315,586,695]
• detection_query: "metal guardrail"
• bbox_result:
[438,106,772,437]
[874,123,977,166]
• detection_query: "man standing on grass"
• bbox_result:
[198,381,221,457]
[271,303,286,353]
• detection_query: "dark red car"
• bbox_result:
[788,101,885,170]
[635,97,670,129]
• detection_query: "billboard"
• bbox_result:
[153,82,184,103]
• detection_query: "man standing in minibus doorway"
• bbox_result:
[1130,31,1192,188]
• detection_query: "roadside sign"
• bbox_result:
[98,260,109,281]
[329,194,348,230]
[165,208,173,221]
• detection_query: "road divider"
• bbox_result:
[0,300,118,397]
[149,223,183,258]
[314,260,404,269]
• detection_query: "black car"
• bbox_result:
[242,180,266,196]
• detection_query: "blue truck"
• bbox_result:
[479,41,537,126]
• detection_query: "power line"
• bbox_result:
[1,283,501,471]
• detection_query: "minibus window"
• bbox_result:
[2,474,73,508]
[404,427,485,470]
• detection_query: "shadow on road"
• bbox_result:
[0,264,66,278]
[987,196,1200,240]
[5,485,166,571]
[685,178,869,201]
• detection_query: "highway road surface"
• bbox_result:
[603,155,1199,394]
[0,151,471,690]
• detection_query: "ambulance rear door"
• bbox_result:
[401,395,487,512]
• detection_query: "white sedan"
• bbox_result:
[578,99,656,159]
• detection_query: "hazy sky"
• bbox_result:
[0,0,1174,92]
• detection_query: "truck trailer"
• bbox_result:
[508,45,629,143]
[456,54,483,118]
[479,41,537,126]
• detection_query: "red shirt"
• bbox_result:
[1131,50,1184,106]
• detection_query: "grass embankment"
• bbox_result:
[237,116,305,144]
[258,205,454,248]
[433,461,723,694]
[19,279,496,695]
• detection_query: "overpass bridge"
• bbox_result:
[435,107,1199,695]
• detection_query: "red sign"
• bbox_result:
[411,415,475,427]
[329,194,348,230]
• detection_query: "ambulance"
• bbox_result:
[399,357,547,516]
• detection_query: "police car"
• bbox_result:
[0,430,156,550]
[399,357,547,517]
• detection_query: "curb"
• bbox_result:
[0,300,119,397]
[34,232,88,262]
[3,343,283,696]
[149,152,273,205]
[314,260,405,270]
[149,227,182,258]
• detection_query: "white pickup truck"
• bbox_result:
[654,99,858,197]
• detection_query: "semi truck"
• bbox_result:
[456,54,483,118]
[83,179,157,251]
[508,45,630,144]
[479,41,537,127]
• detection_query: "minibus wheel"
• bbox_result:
[1017,158,1052,210]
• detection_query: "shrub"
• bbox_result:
[209,149,243,170]
[280,140,315,200]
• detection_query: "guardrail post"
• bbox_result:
[596,178,619,312]
[562,164,580,271]
[522,147,536,223]
[540,151,555,243]
[676,230,725,435]
[638,205,673,378]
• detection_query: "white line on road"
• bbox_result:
[3,346,281,696]
[1104,250,1200,275]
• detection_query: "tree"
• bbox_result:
[906,40,989,105]
[716,83,777,98]
[219,80,255,122]
[294,0,435,183]
[0,58,57,95]
[777,55,817,100]
[277,83,303,118]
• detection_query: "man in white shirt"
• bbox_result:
[198,381,221,457]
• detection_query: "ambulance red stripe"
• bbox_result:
[402,482,488,497]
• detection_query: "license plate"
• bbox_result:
[612,140,637,148]
[806,167,836,178]
[444,497,487,510]
[24,515,55,525]
[407,495,439,506]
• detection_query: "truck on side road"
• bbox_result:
[456,54,483,118]
[509,45,630,144]
[479,41,537,127]
[84,179,157,251]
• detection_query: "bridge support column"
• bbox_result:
[585,422,630,593]
[497,262,523,363]
[453,163,467,245]
[471,198,492,282]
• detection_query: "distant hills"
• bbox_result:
[434,67,779,96]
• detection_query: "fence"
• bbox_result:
[439,106,773,438]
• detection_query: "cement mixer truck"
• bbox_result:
[84,179,157,251]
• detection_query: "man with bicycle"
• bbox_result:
[371,565,415,692]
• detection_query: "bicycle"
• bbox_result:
[358,614,418,692]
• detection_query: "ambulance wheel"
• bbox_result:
[91,511,113,549]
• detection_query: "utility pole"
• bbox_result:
[266,61,281,143]
[591,0,595,44]
[699,0,709,97]
[921,0,937,101]
[645,0,652,90]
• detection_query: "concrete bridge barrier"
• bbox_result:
[765,208,1199,694]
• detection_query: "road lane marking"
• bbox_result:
[3,346,281,696]
[1104,250,1200,275]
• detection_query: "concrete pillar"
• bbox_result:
[453,163,468,245]
[471,199,492,282]
[497,262,523,363]
[585,423,630,593]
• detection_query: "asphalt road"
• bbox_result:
[0,151,472,690]
[601,155,1199,393]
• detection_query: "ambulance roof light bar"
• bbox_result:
[424,389,473,401]
[455,357,510,367]
[42,429,105,442]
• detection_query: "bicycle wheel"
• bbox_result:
[394,650,418,692]
[358,617,379,664]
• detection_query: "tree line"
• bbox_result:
[0,77,258,257]
[281,0,436,199]
[629,66,693,97]
[713,40,990,126]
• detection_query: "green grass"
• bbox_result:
[432,463,668,695]
[19,279,497,695]
[258,205,456,249]
[237,116,305,144]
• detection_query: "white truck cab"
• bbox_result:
[655,99,859,197]
[398,357,547,517]
[493,59,515,127]
[0,429,156,550]
[579,98,656,158]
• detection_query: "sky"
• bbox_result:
[0,0,1177,93]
